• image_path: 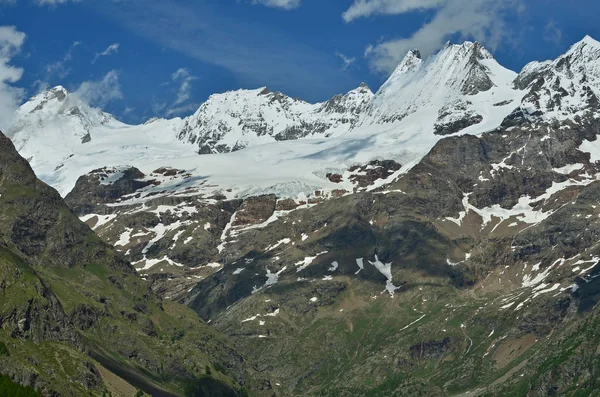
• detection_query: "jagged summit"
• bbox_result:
[510,34,600,123]
[177,83,374,153]
[364,39,517,134]
[570,34,600,51]
[393,49,422,75]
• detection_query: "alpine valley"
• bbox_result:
[4,36,600,396]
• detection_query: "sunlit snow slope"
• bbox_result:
[8,37,600,198]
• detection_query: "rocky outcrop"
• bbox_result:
[65,166,155,216]
[434,114,483,136]
[232,194,277,227]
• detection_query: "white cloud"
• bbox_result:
[73,70,122,107]
[342,0,444,22]
[45,40,81,79]
[92,43,120,64]
[545,20,562,46]
[251,0,301,10]
[0,26,26,131]
[36,0,80,5]
[95,0,355,103]
[335,52,356,71]
[356,0,523,74]
[171,68,197,106]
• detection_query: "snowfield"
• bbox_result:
[8,37,600,200]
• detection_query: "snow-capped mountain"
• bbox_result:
[178,83,374,154]
[510,35,600,123]
[362,41,522,135]
[7,87,191,194]
[7,36,600,200]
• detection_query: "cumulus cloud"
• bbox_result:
[347,0,523,75]
[251,0,301,10]
[0,26,26,131]
[92,43,120,64]
[73,70,123,107]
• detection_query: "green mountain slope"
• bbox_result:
[0,131,264,396]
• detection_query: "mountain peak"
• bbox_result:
[578,35,600,47]
[438,40,494,62]
[566,34,600,58]
[393,49,422,75]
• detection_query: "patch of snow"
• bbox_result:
[328,261,339,272]
[355,258,365,274]
[295,252,328,273]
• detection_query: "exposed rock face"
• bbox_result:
[348,160,402,188]
[409,337,459,360]
[434,113,483,136]
[65,166,154,215]
[232,195,277,227]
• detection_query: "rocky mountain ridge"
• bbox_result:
[8,38,586,199]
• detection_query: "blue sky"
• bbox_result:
[1,0,600,125]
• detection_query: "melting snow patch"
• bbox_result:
[310,297,318,303]
[265,309,280,317]
[266,238,292,252]
[328,261,339,272]
[252,267,287,294]
[369,255,401,297]
[532,283,561,299]
[115,228,132,247]
[133,256,185,271]
[80,214,117,230]
[142,221,184,254]
[217,212,237,253]
[233,268,245,275]
[399,314,426,331]
[553,163,584,174]
[522,260,561,288]
[295,252,327,273]
[355,258,365,274]
[242,315,260,323]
